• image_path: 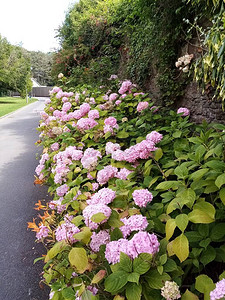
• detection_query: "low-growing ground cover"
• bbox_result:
[30,76,225,300]
[0,97,37,117]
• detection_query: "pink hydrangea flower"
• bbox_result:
[116,168,133,180]
[52,86,61,93]
[36,225,49,240]
[62,102,72,112]
[49,198,67,214]
[104,117,118,127]
[118,80,133,94]
[83,204,112,230]
[210,279,225,300]
[137,101,149,112]
[97,165,118,185]
[88,188,116,205]
[88,110,99,119]
[115,100,122,105]
[76,118,98,131]
[81,148,102,171]
[120,215,148,238]
[105,239,130,264]
[80,103,91,116]
[92,183,99,191]
[109,93,118,101]
[56,184,69,197]
[51,143,59,152]
[55,220,80,243]
[105,142,121,155]
[90,230,110,252]
[146,131,163,144]
[177,107,190,116]
[112,150,125,161]
[132,189,153,207]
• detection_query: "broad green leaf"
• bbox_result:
[195,145,206,162]
[215,173,225,188]
[45,241,67,262]
[113,296,125,300]
[219,188,225,205]
[73,227,92,244]
[188,202,215,224]
[174,165,188,179]
[125,283,142,300]
[154,148,163,161]
[145,269,171,289]
[68,248,88,273]
[175,214,189,232]
[219,271,225,280]
[110,228,123,241]
[163,259,178,272]
[172,233,189,262]
[204,160,225,171]
[71,215,83,226]
[195,275,215,300]
[133,254,151,274]
[120,252,133,273]
[108,210,124,228]
[159,254,167,265]
[156,181,180,190]
[165,219,176,240]
[182,289,199,300]
[62,287,75,300]
[179,188,196,209]
[117,130,129,139]
[210,223,225,241]
[189,169,209,181]
[91,212,107,223]
[104,271,128,293]
[127,272,140,284]
[200,246,216,266]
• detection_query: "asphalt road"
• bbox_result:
[0,99,50,300]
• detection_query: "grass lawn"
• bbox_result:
[0,97,38,117]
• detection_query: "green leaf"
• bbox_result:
[159,254,167,265]
[200,246,216,266]
[154,148,163,161]
[174,165,188,179]
[125,283,142,300]
[104,271,128,293]
[163,259,178,272]
[219,188,225,205]
[117,130,129,139]
[204,160,225,171]
[62,287,75,300]
[172,233,189,262]
[108,210,124,228]
[120,252,133,273]
[215,173,225,188]
[145,270,171,289]
[127,272,140,284]
[68,248,88,273]
[81,290,96,300]
[188,202,215,224]
[189,169,209,181]
[71,215,83,226]
[181,289,199,300]
[175,214,189,232]
[195,275,215,300]
[45,241,67,262]
[110,228,123,241]
[180,188,196,209]
[210,223,225,241]
[73,227,92,244]
[165,219,176,240]
[156,181,180,190]
[91,212,107,223]
[219,271,225,280]
[133,254,151,274]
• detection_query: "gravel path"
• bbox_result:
[0,99,50,299]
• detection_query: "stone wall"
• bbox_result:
[176,82,225,124]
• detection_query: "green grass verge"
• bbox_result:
[0,97,38,117]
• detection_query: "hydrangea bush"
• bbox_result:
[29,76,225,300]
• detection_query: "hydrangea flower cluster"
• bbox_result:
[137,101,149,112]
[111,131,162,163]
[120,214,148,238]
[83,203,112,230]
[76,117,98,131]
[36,224,50,240]
[116,168,133,180]
[35,153,49,180]
[56,184,69,197]
[175,53,194,73]
[105,142,121,155]
[81,148,102,171]
[132,189,153,207]
[55,216,80,243]
[52,146,83,184]
[109,93,118,101]
[177,107,190,116]
[87,188,116,205]
[51,142,59,152]
[104,117,119,134]
[88,109,99,119]
[210,279,225,300]
[90,230,110,252]
[161,281,181,300]
[118,80,133,94]
[97,165,118,185]
[105,231,159,264]
[49,198,67,214]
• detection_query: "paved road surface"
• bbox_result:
[0,99,50,299]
